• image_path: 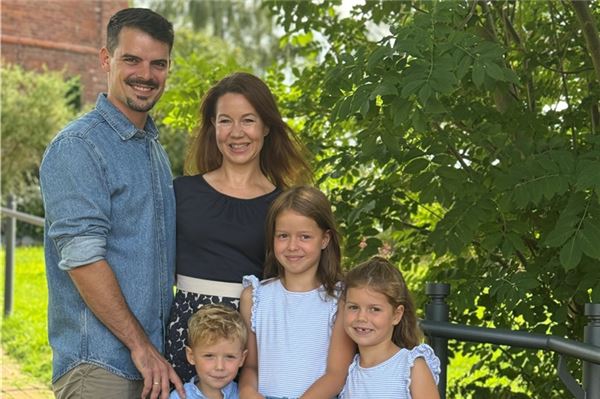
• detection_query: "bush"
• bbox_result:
[1,63,77,239]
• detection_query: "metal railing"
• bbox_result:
[1,195,45,316]
[422,282,600,399]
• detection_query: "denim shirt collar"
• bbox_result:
[95,93,159,141]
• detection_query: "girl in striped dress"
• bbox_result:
[340,256,441,399]
[239,186,355,399]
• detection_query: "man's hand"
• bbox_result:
[132,344,184,399]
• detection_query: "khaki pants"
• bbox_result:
[53,363,143,399]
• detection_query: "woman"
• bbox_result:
[165,72,312,383]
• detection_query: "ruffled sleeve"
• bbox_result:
[404,344,441,398]
[242,275,260,332]
[328,281,344,328]
[339,354,360,399]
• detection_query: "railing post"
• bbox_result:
[584,303,600,399]
[3,195,17,317]
[425,282,450,399]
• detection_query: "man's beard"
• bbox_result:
[126,96,157,113]
[125,77,159,112]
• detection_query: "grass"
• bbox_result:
[1,245,52,385]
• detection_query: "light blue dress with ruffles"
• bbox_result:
[243,275,340,399]
[339,344,441,399]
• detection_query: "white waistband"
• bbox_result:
[176,275,243,299]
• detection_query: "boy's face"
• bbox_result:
[186,337,247,395]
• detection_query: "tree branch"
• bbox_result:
[572,1,600,83]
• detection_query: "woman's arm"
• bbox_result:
[300,299,356,399]
[409,358,441,399]
[238,286,264,399]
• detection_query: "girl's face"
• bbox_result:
[213,92,268,169]
[344,286,404,350]
[273,209,330,282]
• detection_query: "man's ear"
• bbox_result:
[99,48,111,72]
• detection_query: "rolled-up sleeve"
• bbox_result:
[40,136,111,271]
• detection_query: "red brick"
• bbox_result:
[1,0,129,104]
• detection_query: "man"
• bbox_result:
[40,8,184,399]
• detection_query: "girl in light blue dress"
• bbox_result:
[239,186,355,399]
[340,256,441,399]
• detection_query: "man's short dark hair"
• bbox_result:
[106,8,174,54]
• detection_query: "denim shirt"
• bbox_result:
[40,93,176,382]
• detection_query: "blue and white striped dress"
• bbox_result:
[339,344,440,399]
[243,275,340,399]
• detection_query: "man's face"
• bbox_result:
[100,27,170,126]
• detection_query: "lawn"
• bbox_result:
[1,245,52,385]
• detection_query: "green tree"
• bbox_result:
[263,1,600,397]
[143,0,280,71]
[1,64,76,206]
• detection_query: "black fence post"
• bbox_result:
[425,282,450,399]
[584,303,600,399]
[3,195,17,317]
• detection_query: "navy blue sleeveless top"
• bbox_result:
[174,175,281,283]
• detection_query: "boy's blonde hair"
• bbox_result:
[187,304,247,349]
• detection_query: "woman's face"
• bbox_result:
[213,93,269,169]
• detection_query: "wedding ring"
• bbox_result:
[153,381,159,385]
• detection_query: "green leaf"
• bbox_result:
[481,231,503,251]
[391,99,411,127]
[544,227,575,248]
[423,97,447,114]
[472,61,485,87]
[418,83,432,104]
[456,55,472,79]
[411,171,435,191]
[430,70,456,94]
[380,129,402,158]
[412,109,427,132]
[361,132,379,158]
[404,157,430,174]
[484,62,505,81]
[348,200,376,224]
[401,80,426,97]
[367,45,391,72]
[576,160,600,190]
[560,236,582,270]
[579,221,600,259]
[349,85,372,115]
[506,232,527,255]
[370,83,398,99]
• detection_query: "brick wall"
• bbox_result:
[1,0,129,105]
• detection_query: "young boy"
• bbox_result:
[169,304,248,399]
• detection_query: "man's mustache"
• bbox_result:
[126,78,159,89]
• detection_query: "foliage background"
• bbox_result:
[1,65,78,240]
